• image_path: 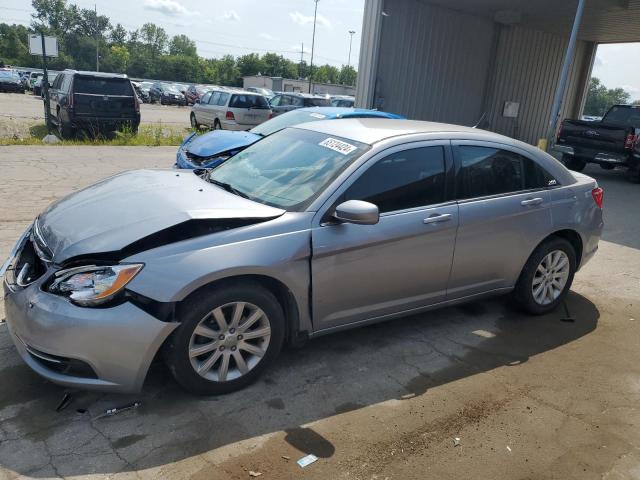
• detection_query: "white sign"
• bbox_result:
[28,35,59,57]
[318,137,357,155]
[503,101,520,118]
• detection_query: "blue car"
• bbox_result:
[175,107,405,169]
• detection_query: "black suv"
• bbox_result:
[47,70,140,138]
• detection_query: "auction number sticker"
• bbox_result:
[309,113,327,119]
[319,137,357,155]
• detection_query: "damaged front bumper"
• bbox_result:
[3,258,178,393]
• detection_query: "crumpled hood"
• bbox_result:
[37,169,284,262]
[186,130,261,158]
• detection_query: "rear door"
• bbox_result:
[229,94,271,126]
[48,73,63,119]
[72,76,136,119]
[194,91,212,125]
[269,95,286,116]
[311,142,458,330]
[447,142,554,299]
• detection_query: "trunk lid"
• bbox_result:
[558,120,632,154]
[72,75,137,118]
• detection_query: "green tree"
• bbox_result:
[237,53,266,77]
[139,23,168,59]
[633,99,640,106]
[169,34,197,57]
[110,23,127,46]
[216,55,241,86]
[338,65,357,86]
[584,77,631,116]
[107,44,129,72]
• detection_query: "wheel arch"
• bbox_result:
[175,274,303,347]
[537,229,583,268]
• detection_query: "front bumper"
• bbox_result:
[3,276,178,393]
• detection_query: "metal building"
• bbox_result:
[356,0,640,145]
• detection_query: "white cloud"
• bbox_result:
[291,44,311,55]
[289,11,332,28]
[621,85,639,93]
[260,33,274,40]
[223,10,240,21]
[143,0,188,16]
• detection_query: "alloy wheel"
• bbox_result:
[188,301,271,382]
[532,250,570,305]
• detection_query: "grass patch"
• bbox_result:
[0,122,191,146]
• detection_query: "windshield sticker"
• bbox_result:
[319,137,357,155]
[309,113,327,119]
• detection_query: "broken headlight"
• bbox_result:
[49,264,143,307]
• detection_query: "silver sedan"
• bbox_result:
[2,119,603,394]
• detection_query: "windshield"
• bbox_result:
[0,71,19,80]
[604,106,640,128]
[230,94,270,109]
[208,128,369,210]
[305,97,332,107]
[74,77,133,95]
[250,109,330,136]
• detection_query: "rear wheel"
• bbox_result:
[562,155,586,172]
[190,113,200,129]
[599,163,615,170]
[57,111,74,139]
[512,237,576,315]
[164,282,285,395]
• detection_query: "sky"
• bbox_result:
[1,0,639,100]
[592,43,640,102]
[1,0,365,68]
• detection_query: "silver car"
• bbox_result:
[2,119,603,395]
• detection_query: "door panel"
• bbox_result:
[311,142,457,330]
[312,205,458,329]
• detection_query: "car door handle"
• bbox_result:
[423,213,452,224]
[521,197,544,206]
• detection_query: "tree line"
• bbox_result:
[583,77,638,116]
[0,0,357,87]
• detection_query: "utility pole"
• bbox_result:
[95,4,99,72]
[308,0,319,94]
[299,42,304,79]
[348,30,355,68]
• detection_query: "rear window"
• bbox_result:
[604,106,640,128]
[229,94,270,109]
[74,77,133,95]
[304,97,331,107]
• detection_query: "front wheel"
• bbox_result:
[562,155,586,172]
[164,282,285,395]
[512,237,576,315]
[190,113,200,129]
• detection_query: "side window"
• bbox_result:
[52,74,63,89]
[209,92,221,105]
[280,95,291,106]
[455,146,556,200]
[270,95,281,107]
[61,74,72,92]
[218,92,229,106]
[200,92,212,104]
[345,147,446,213]
[293,96,304,107]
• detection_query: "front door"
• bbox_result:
[447,142,554,298]
[311,142,458,330]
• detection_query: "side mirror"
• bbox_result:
[195,99,200,104]
[333,200,379,225]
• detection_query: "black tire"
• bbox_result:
[57,111,74,139]
[164,282,285,395]
[628,168,640,184]
[190,113,200,129]
[511,237,577,315]
[600,163,615,170]
[562,155,586,172]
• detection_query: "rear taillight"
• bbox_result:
[556,123,564,143]
[225,111,235,121]
[134,94,140,114]
[68,92,74,110]
[592,187,604,209]
[268,111,273,119]
[624,133,637,150]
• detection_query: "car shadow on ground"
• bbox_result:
[0,292,598,477]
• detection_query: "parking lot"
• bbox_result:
[0,145,638,479]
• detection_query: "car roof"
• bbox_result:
[294,118,513,144]
[63,69,128,79]
[297,106,403,119]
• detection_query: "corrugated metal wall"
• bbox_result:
[357,0,597,145]
[374,0,495,126]
[484,24,596,144]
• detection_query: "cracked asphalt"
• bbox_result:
[0,148,639,479]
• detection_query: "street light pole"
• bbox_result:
[308,0,319,94]
[348,30,355,68]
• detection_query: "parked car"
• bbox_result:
[0,70,25,93]
[47,70,140,138]
[185,84,212,105]
[555,104,640,181]
[132,81,150,103]
[28,71,41,90]
[149,82,186,105]
[246,87,274,98]
[1,119,603,395]
[330,95,355,107]
[32,75,44,96]
[190,90,271,131]
[269,92,331,116]
[177,106,405,169]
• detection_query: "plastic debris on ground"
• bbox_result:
[55,392,74,412]
[248,471,262,477]
[453,437,461,447]
[94,401,142,419]
[281,455,290,460]
[506,446,512,452]
[297,454,319,468]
